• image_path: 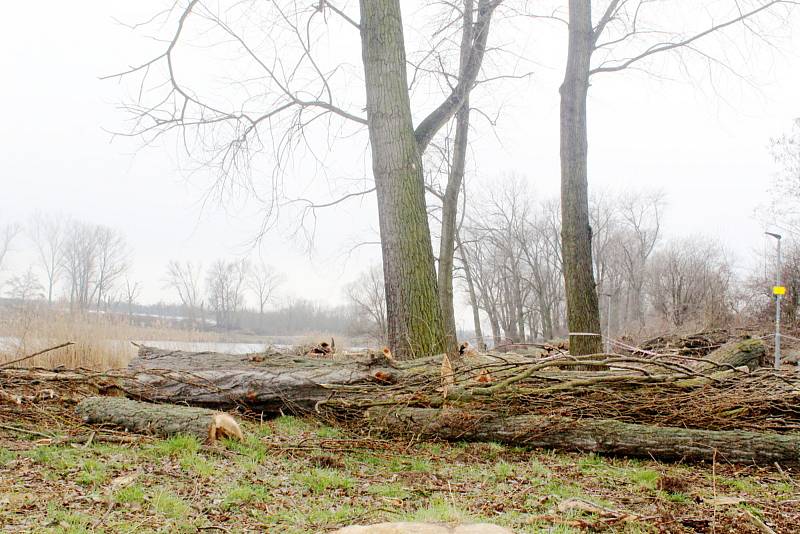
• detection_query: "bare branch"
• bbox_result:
[590,0,798,75]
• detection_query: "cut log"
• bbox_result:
[702,338,765,370]
[76,396,243,443]
[365,407,800,466]
[128,345,410,412]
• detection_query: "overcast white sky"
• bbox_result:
[1,1,799,330]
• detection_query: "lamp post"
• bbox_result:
[765,232,782,369]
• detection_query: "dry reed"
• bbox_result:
[0,306,223,370]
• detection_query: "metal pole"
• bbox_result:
[775,237,782,369]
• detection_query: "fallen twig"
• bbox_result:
[0,342,75,369]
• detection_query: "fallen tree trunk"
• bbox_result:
[701,338,765,370]
[127,345,413,412]
[126,340,800,431]
[364,407,800,466]
[85,341,800,464]
[76,396,243,443]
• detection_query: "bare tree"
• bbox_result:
[460,179,560,345]
[520,200,564,340]
[165,261,204,327]
[206,259,249,330]
[346,264,387,343]
[94,226,129,311]
[29,213,67,304]
[425,0,506,350]
[5,267,44,303]
[248,261,282,326]
[617,191,664,329]
[0,223,20,274]
[647,237,733,329]
[108,0,500,359]
[124,278,142,323]
[767,118,800,224]
[556,0,796,354]
[589,190,664,335]
[62,221,99,311]
[60,222,129,312]
[773,118,800,189]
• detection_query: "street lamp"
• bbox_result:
[765,232,783,369]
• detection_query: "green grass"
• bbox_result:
[28,445,79,472]
[366,483,412,499]
[179,453,215,477]
[721,476,761,494]
[227,435,269,462]
[148,434,200,458]
[75,458,108,487]
[316,425,343,439]
[150,487,189,518]
[662,491,691,503]
[221,482,272,510]
[273,415,311,436]
[540,479,588,499]
[1,414,792,533]
[630,468,661,489]
[294,468,354,493]
[578,452,605,471]
[402,496,477,523]
[0,447,16,466]
[527,458,551,478]
[44,507,93,534]
[492,460,514,481]
[114,483,146,505]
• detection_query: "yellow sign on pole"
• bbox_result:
[773,286,786,296]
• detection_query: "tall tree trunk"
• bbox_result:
[456,232,485,350]
[527,312,537,341]
[559,0,602,355]
[438,99,470,352]
[438,0,475,355]
[540,297,554,340]
[484,296,502,347]
[360,0,448,360]
[514,271,525,342]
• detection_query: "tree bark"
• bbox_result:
[438,98,471,352]
[359,0,448,360]
[438,0,478,355]
[701,338,765,371]
[128,345,406,412]
[76,396,242,443]
[560,0,602,355]
[365,407,800,466]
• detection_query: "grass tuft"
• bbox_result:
[114,484,146,505]
[294,468,354,493]
[151,487,189,518]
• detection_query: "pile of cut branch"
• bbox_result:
[4,337,800,465]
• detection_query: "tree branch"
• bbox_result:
[590,0,798,75]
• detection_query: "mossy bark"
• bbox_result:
[703,338,765,370]
[366,407,800,465]
[76,396,234,442]
[560,0,602,355]
[359,0,448,359]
